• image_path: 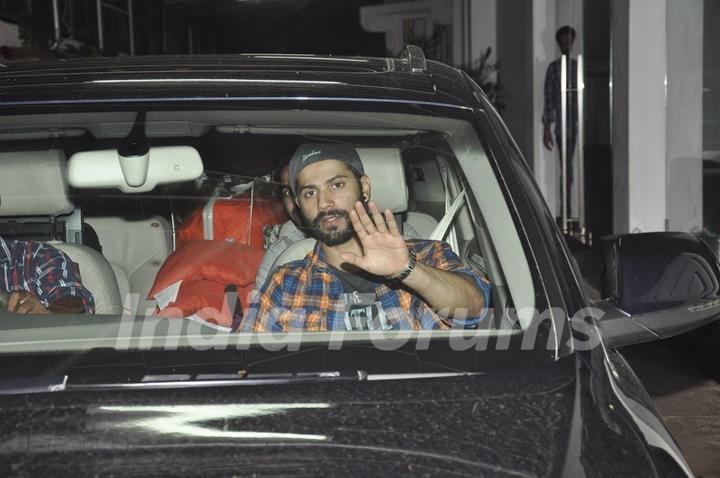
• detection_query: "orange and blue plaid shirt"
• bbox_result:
[0,238,95,313]
[242,240,491,332]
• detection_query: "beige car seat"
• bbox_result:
[85,216,173,314]
[0,150,122,314]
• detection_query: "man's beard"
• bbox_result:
[303,194,368,247]
[306,196,366,247]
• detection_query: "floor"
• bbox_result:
[622,340,720,478]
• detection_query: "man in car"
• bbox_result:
[255,160,307,290]
[0,237,95,314]
[242,143,491,332]
[255,159,423,290]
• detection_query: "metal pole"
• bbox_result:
[161,0,167,53]
[561,54,568,233]
[52,0,60,44]
[96,0,104,52]
[128,0,135,55]
[577,54,586,234]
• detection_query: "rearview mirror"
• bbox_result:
[67,146,204,193]
[596,232,720,348]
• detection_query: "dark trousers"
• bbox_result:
[557,133,577,217]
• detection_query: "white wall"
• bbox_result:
[612,0,668,233]
[628,0,667,232]
[666,0,704,233]
[0,19,21,48]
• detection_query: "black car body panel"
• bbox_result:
[0,55,476,109]
[0,351,679,477]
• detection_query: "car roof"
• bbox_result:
[0,52,480,109]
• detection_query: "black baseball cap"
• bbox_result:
[288,143,364,196]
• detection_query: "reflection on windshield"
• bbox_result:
[99,403,330,440]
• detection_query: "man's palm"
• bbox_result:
[340,201,409,277]
[355,229,408,277]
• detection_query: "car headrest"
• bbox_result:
[0,150,74,216]
[357,148,408,213]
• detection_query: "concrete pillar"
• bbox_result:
[496,0,533,167]
[469,0,496,66]
[451,0,464,65]
[611,0,667,233]
[450,0,496,66]
[0,19,22,48]
[666,0,704,232]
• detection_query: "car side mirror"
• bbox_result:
[596,232,720,348]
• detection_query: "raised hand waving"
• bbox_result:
[339,200,410,278]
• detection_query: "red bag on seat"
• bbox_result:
[155,280,255,328]
[147,240,264,327]
[177,198,288,247]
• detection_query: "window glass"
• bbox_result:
[0,107,536,352]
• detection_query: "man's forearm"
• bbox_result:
[400,263,485,319]
[48,297,85,314]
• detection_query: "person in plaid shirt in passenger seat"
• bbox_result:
[0,237,95,314]
[242,143,491,332]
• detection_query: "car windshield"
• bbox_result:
[0,103,542,363]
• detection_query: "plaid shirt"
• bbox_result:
[0,238,95,313]
[543,57,578,139]
[242,240,491,332]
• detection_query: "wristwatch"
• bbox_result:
[388,248,417,282]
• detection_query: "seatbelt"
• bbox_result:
[430,158,464,254]
[429,188,465,246]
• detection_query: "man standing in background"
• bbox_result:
[543,25,578,219]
